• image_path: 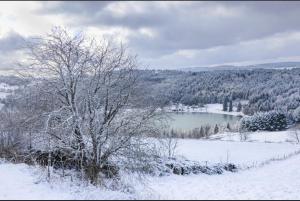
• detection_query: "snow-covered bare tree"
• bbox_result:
[18,27,163,183]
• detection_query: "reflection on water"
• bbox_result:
[167,112,242,130]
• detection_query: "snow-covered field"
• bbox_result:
[1,130,300,199]
[145,153,300,199]
[0,162,133,200]
[175,139,300,168]
[165,103,244,116]
[210,130,299,144]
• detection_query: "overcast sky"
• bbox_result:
[1,1,300,70]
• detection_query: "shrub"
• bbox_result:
[293,107,300,123]
[240,111,287,131]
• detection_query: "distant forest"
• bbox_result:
[138,68,300,117]
[1,68,300,118]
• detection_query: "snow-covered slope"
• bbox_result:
[175,139,300,168]
[0,162,132,200]
[210,130,299,143]
[145,153,300,199]
[1,150,300,200]
[1,130,300,199]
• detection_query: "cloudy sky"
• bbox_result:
[1,1,300,69]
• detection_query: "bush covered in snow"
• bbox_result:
[240,111,287,131]
[293,107,300,123]
[144,157,238,176]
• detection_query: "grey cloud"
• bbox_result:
[2,1,300,69]
[0,32,25,53]
[41,1,111,15]
[0,32,27,69]
[39,1,300,58]
[142,32,300,69]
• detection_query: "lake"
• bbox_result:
[166,112,242,131]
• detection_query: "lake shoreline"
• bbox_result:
[164,103,245,117]
[165,112,242,131]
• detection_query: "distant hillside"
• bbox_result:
[181,62,300,72]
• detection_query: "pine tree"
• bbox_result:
[240,111,287,131]
[204,125,211,138]
[223,97,228,111]
[226,123,231,131]
[229,100,233,112]
[214,124,219,134]
[200,126,204,138]
[237,102,242,112]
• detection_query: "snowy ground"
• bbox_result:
[0,162,133,200]
[143,132,300,199]
[175,139,300,168]
[145,153,300,199]
[1,130,300,199]
[204,104,244,116]
[165,103,244,116]
[210,130,299,144]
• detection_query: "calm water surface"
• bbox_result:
[167,112,242,130]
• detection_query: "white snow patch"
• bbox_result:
[175,139,300,168]
[0,162,133,200]
[144,153,300,199]
[210,130,299,144]
[1,130,300,199]
[205,103,244,116]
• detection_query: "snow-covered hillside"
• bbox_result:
[175,139,300,168]
[145,153,300,199]
[1,130,300,200]
[0,162,132,200]
[1,144,300,200]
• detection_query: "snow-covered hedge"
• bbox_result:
[240,111,287,131]
[146,157,238,176]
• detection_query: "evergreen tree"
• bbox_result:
[223,97,228,111]
[240,111,287,131]
[170,129,175,138]
[237,102,242,112]
[226,123,231,131]
[229,100,233,112]
[200,126,204,137]
[204,125,211,138]
[214,124,219,134]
